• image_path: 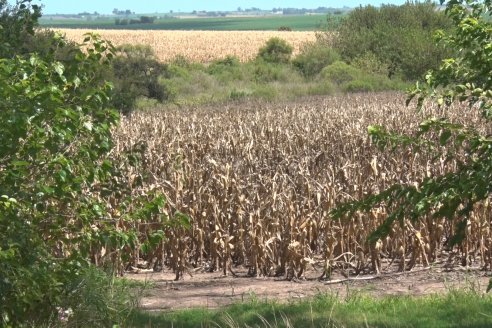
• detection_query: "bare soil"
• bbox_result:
[126,265,491,312]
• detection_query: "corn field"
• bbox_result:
[56,29,316,63]
[110,93,492,279]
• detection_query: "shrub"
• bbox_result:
[343,79,375,92]
[207,55,241,76]
[321,60,408,93]
[257,37,293,64]
[351,51,389,76]
[63,267,140,327]
[20,29,78,63]
[0,33,142,326]
[306,81,335,96]
[253,62,283,82]
[292,41,340,77]
[252,61,301,84]
[321,61,360,85]
[253,84,278,100]
[329,2,452,80]
[111,44,171,113]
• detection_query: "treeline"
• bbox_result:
[115,15,156,25]
[274,7,348,15]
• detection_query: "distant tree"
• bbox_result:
[139,15,155,24]
[278,26,292,31]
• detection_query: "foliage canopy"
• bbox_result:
[331,1,453,80]
[0,1,180,325]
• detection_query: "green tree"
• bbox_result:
[331,1,452,80]
[332,0,492,264]
[111,44,171,114]
[0,1,180,325]
[0,0,41,58]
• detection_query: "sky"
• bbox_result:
[26,0,410,15]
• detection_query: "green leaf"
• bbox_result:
[12,160,29,167]
[174,211,191,229]
[440,129,452,145]
[53,62,64,76]
[83,121,93,131]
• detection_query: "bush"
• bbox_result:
[330,2,452,80]
[343,79,375,92]
[292,42,340,77]
[20,29,78,63]
[321,61,360,85]
[111,44,171,114]
[207,55,242,77]
[351,51,389,76]
[321,60,408,93]
[257,37,293,64]
[253,62,283,82]
[63,267,140,327]
[252,61,301,84]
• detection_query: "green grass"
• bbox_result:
[128,290,492,327]
[153,59,409,109]
[39,15,333,31]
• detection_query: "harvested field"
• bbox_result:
[56,29,317,63]
[112,93,492,282]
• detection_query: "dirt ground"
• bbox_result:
[126,264,492,311]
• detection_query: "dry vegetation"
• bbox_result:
[57,29,316,63]
[111,93,492,280]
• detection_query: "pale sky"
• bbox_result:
[25,0,410,15]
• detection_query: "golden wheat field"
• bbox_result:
[106,93,492,279]
[56,29,316,63]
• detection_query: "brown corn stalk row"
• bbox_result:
[112,92,492,279]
